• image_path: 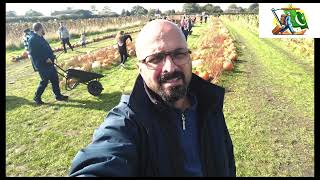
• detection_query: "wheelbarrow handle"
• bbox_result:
[53,62,67,73]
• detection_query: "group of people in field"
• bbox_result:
[21,15,214,105]
[179,16,195,41]
[22,21,133,105]
[179,14,208,41]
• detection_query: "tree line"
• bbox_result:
[6,3,258,22]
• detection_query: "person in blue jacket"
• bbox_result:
[69,19,236,177]
[28,22,68,105]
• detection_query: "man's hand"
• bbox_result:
[46,58,53,64]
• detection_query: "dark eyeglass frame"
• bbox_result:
[140,48,192,70]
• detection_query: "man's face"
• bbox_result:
[136,20,192,104]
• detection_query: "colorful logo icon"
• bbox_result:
[271,4,308,35]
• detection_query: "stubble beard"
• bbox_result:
[157,71,188,106]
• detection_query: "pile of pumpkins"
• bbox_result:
[10,51,29,62]
[190,17,238,82]
[218,24,238,72]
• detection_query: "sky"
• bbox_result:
[6,3,254,16]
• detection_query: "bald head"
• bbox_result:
[135,19,188,60]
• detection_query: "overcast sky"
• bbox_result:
[6,3,254,16]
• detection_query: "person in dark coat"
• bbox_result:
[69,19,236,177]
[187,17,193,35]
[116,31,132,66]
[28,22,68,105]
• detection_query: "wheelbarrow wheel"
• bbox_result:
[87,80,103,96]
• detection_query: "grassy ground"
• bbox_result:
[218,18,314,176]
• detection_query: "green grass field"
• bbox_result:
[219,17,314,176]
[6,18,314,177]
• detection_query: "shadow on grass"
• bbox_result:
[235,59,247,64]
[45,91,123,111]
[190,34,200,38]
[232,69,248,74]
[84,46,98,49]
[73,50,87,54]
[6,96,33,111]
[120,65,136,71]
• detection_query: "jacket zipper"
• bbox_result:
[181,113,186,130]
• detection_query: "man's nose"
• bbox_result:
[162,55,179,73]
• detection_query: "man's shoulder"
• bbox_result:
[190,74,225,109]
[95,94,139,139]
[191,75,225,96]
[28,34,37,43]
[106,94,133,120]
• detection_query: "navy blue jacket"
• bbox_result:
[28,33,55,72]
[69,74,236,177]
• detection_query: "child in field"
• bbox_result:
[79,32,86,48]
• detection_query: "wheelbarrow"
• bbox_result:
[54,62,104,96]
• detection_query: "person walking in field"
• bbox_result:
[187,17,193,35]
[28,22,69,105]
[79,32,86,48]
[180,16,189,41]
[204,14,208,23]
[58,21,73,53]
[115,30,132,66]
[69,19,235,177]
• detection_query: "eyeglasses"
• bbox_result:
[140,48,191,70]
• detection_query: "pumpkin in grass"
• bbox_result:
[96,56,105,62]
[59,80,66,87]
[67,78,77,86]
[223,60,234,71]
[230,53,238,61]
[92,61,101,69]
[199,71,210,81]
[101,63,109,68]
[22,51,28,58]
[128,49,136,56]
[82,63,92,72]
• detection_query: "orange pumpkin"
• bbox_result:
[128,49,136,56]
[22,51,28,58]
[223,60,234,71]
[199,71,210,81]
[230,53,238,61]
